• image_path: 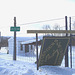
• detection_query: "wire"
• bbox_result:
[17,18,64,26]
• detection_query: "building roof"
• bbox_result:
[21,39,41,45]
[8,37,34,42]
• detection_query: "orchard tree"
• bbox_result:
[42,25,51,30]
[53,24,60,30]
[53,24,61,36]
[42,25,53,36]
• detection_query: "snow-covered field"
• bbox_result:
[0,47,75,75]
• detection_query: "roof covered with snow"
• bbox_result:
[8,37,35,42]
[21,39,41,45]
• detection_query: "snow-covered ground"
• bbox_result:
[0,47,75,75]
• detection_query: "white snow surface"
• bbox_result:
[0,47,75,75]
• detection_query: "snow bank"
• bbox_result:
[0,46,75,75]
[0,53,75,75]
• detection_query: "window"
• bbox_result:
[25,45,29,53]
[31,45,33,50]
[20,44,23,51]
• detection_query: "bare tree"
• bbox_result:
[53,24,60,30]
[42,24,63,36]
[42,25,51,30]
[53,24,61,36]
[42,25,53,36]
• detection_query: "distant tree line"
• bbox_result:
[0,36,10,49]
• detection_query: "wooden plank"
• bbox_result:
[27,30,75,33]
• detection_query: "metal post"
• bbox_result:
[36,33,39,70]
[13,17,16,60]
[65,16,68,67]
[69,17,72,68]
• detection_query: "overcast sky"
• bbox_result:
[0,0,75,37]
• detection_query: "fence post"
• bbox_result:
[65,16,68,67]
[36,33,39,70]
[13,17,16,60]
[69,17,72,68]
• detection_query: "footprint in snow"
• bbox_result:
[9,64,14,66]
[22,69,34,75]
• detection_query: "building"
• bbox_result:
[8,37,34,55]
[21,39,42,56]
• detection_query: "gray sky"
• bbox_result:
[0,0,75,37]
